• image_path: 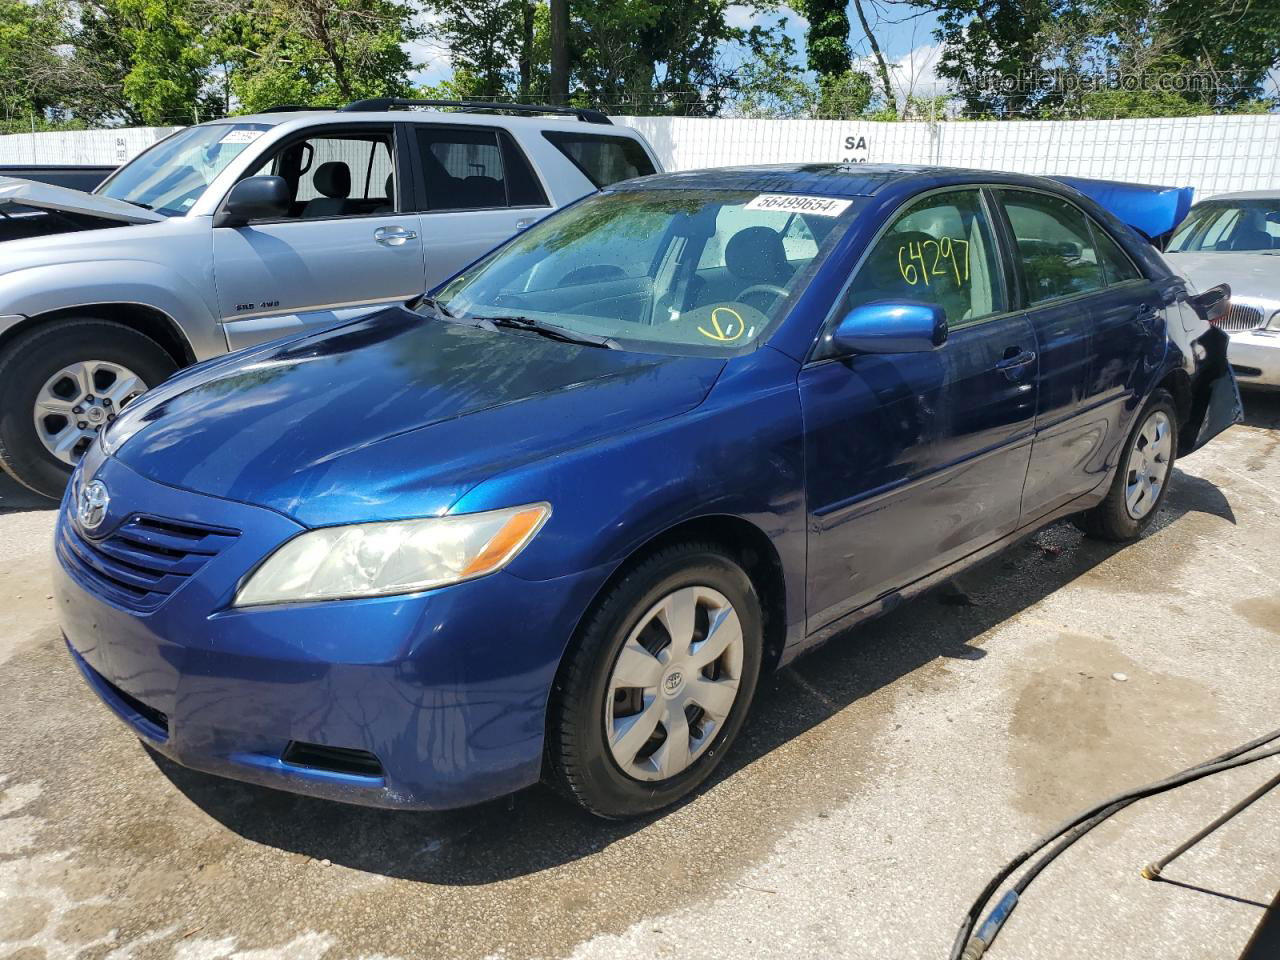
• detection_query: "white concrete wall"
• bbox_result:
[4,114,1278,199]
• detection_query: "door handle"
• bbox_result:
[375,225,417,246]
[995,348,1037,379]
[515,217,536,230]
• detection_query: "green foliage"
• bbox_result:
[0,0,73,124]
[791,0,850,79]
[218,0,420,111]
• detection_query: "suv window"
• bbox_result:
[413,126,548,212]
[844,189,1006,326]
[542,131,656,188]
[1000,190,1106,303]
[255,129,397,219]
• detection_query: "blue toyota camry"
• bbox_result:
[54,165,1239,818]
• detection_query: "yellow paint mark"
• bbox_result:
[698,306,746,342]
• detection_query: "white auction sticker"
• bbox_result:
[744,194,852,217]
[219,129,265,145]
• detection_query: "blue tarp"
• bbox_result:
[1050,175,1195,241]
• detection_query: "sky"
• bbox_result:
[409,2,948,104]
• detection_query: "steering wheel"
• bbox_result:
[736,283,789,311]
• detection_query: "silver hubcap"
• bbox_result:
[605,585,744,782]
[1125,409,1173,520]
[33,361,147,465]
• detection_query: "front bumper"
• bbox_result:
[54,454,605,810]
[1228,329,1280,388]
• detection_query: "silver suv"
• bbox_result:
[0,99,660,497]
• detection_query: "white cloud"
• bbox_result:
[726,3,808,31]
[854,41,948,107]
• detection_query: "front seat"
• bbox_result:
[1228,209,1272,251]
[724,226,793,290]
[302,161,352,218]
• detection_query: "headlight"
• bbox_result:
[1269,310,1280,331]
[234,503,550,607]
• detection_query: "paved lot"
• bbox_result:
[1,394,1277,960]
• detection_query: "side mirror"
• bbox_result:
[214,176,290,228]
[830,300,948,356]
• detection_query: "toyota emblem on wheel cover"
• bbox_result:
[664,671,683,694]
[76,479,110,531]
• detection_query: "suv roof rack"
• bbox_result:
[338,98,612,125]
[259,104,336,113]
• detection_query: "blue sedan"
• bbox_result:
[54,165,1239,818]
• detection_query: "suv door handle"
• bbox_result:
[995,348,1037,380]
[375,225,417,246]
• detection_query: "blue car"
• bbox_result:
[54,165,1238,818]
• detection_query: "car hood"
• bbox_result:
[0,176,165,224]
[1165,251,1280,302]
[112,308,725,526]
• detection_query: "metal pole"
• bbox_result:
[1142,769,1280,880]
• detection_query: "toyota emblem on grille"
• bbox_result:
[76,479,110,531]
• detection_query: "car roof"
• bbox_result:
[613,163,1079,198]
[200,110,632,134]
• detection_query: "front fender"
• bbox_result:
[0,260,223,360]
[450,349,810,647]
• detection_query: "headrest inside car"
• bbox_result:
[313,162,351,199]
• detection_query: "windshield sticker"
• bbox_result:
[898,237,970,287]
[698,306,748,342]
[218,129,265,145]
[745,194,852,217]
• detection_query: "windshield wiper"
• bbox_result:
[470,314,617,349]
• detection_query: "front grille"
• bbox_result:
[1218,304,1265,332]
[58,514,239,611]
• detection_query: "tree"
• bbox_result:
[211,0,420,110]
[0,0,75,127]
[425,0,525,97]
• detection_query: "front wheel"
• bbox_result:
[0,319,177,499]
[547,543,764,818]
[1076,389,1178,542]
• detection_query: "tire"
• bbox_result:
[1075,388,1179,542]
[547,542,764,819]
[0,319,177,499]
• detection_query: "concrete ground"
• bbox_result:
[1,395,1277,960]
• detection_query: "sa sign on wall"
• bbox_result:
[841,134,870,164]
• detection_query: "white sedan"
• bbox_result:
[1166,190,1280,389]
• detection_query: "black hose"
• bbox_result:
[949,728,1280,960]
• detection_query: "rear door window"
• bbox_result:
[412,126,548,212]
[542,132,656,188]
[999,190,1106,303]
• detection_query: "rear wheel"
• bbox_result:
[1076,389,1178,542]
[547,542,763,818]
[0,319,176,499]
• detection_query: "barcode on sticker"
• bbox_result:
[744,194,852,217]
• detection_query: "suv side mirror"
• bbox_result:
[830,301,948,356]
[214,176,290,228]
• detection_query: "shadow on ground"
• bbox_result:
[1240,388,1280,430]
[0,471,54,515]
[150,464,1236,886]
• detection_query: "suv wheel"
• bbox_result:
[0,319,177,499]
[547,542,764,818]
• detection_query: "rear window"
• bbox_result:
[414,126,548,212]
[542,132,656,188]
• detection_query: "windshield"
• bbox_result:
[96,123,272,217]
[1167,198,1280,253]
[432,188,860,355]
